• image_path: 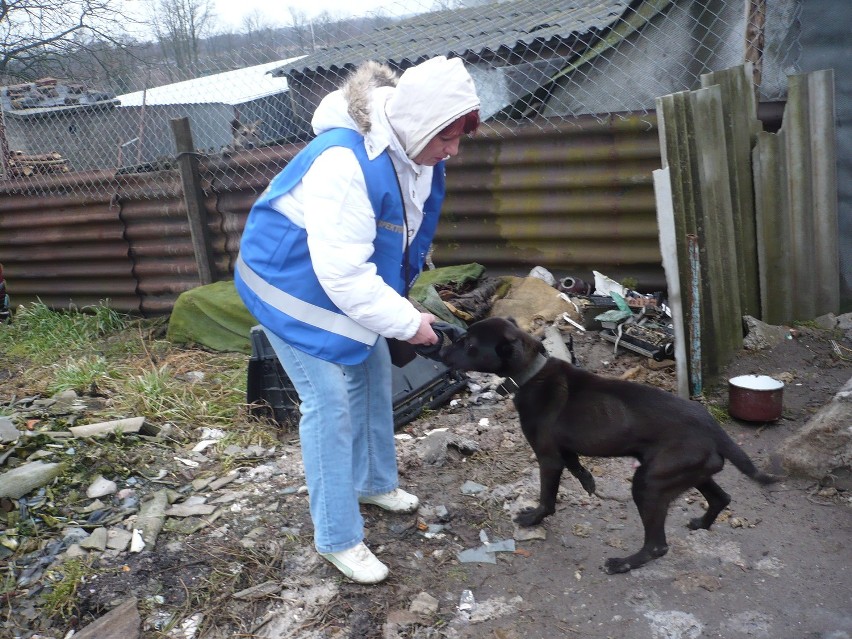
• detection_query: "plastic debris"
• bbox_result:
[130,529,145,553]
[457,537,516,564]
[458,589,475,613]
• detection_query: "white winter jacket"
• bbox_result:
[267,66,434,341]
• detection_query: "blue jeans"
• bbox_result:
[262,327,400,553]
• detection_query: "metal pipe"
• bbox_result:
[687,234,702,397]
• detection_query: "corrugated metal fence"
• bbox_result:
[0,116,664,316]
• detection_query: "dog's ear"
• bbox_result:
[495,321,521,361]
[506,317,519,327]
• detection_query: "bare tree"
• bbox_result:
[286,7,313,54]
[149,0,216,78]
[311,10,343,49]
[0,0,139,82]
[239,10,281,63]
[241,9,278,37]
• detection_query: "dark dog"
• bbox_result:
[441,316,778,574]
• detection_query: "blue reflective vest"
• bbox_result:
[235,127,445,365]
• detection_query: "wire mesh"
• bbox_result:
[0,0,801,198]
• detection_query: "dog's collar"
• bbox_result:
[496,353,548,396]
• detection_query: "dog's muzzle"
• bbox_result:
[414,321,467,360]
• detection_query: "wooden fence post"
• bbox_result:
[170,117,214,286]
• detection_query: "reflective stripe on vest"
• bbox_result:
[235,252,376,345]
[235,128,426,364]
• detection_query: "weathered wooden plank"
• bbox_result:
[785,74,818,320]
[807,70,840,316]
[653,166,690,398]
[701,64,762,317]
[753,129,793,324]
[690,84,741,381]
[171,116,215,286]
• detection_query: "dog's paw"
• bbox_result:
[514,508,545,527]
[687,516,712,530]
[580,476,596,496]
[603,557,632,574]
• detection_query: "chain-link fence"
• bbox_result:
[0,0,801,198]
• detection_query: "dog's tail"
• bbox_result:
[718,432,780,484]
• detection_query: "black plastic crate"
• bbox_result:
[246,327,301,425]
[246,326,467,429]
[389,354,468,428]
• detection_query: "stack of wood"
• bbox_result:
[7,150,70,177]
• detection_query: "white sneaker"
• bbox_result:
[320,542,389,584]
[358,488,420,513]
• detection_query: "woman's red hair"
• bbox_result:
[441,109,481,136]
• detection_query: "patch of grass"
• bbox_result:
[217,417,279,452]
[444,566,469,583]
[621,276,639,291]
[165,536,287,637]
[114,362,246,432]
[792,319,820,329]
[41,557,95,619]
[706,403,730,424]
[3,300,251,435]
[0,567,17,599]
[47,355,118,396]
[1,301,129,365]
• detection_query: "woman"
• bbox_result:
[235,56,480,584]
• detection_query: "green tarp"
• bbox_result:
[166,263,486,353]
[166,280,257,354]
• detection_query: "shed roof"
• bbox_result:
[117,57,304,107]
[270,0,633,77]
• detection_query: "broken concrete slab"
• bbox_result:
[0,460,64,499]
[743,315,791,351]
[774,375,852,489]
[69,416,151,438]
[74,597,140,639]
[136,489,168,551]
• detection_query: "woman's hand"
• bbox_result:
[407,312,438,345]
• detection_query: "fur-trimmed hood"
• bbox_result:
[312,56,479,161]
[343,61,398,134]
[311,61,400,158]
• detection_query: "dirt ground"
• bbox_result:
[3,321,851,639]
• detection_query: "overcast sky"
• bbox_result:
[210,0,425,25]
[122,0,428,40]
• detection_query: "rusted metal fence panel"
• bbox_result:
[205,143,300,276]
[753,69,839,324]
[0,117,664,316]
[0,178,138,312]
[436,116,664,289]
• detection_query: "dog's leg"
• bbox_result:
[515,456,563,526]
[688,479,731,530]
[563,452,596,496]
[604,465,673,574]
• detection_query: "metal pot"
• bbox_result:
[728,374,784,422]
